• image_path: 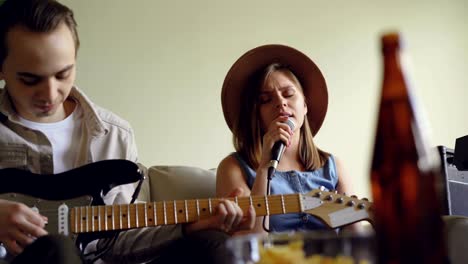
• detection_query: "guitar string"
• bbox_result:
[73,196,305,231]
[72,195,366,231]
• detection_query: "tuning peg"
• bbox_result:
[357,203,366,209]
[347,200,356,207]
[351,195,358,199]
[325,195,333,201]
[361,197,369,201]
[336,197,344,204]
[319,186,326,191]
[314,192,322,198]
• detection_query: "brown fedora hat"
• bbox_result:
[221,44,328,136]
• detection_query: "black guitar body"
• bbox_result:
[0,159,144,250]
[0,159,143,203]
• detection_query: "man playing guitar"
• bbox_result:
[0,0,255,263]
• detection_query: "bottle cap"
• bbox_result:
[381,32,402,53]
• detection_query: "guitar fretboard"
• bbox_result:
[70,194,302,233]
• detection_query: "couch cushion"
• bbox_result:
[142,165,216,201]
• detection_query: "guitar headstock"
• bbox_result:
[302,189,373,228]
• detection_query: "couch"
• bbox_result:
[137,165,468,264]
[137,165,216,202]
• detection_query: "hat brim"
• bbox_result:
[221,44,328,136]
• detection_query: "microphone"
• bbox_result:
[268,118,295,170]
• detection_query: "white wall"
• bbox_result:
[59,0,468,198]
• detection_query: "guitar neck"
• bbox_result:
[70,194,302,234]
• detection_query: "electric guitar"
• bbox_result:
[0,160,373,241]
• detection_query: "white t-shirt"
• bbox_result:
[18,105,83,173]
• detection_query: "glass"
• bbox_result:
[226,229,376,264]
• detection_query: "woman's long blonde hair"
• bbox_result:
[232,63,329,170]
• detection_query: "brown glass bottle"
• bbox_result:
[370,33,448,264]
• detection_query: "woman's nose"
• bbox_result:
[275,96,287,108]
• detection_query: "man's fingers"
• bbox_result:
[242,206,256,230]
[188,201,254,234]
[218,200,245,232]
[22,208,48,237]
[217,201,234,231]
[220,201,236,231]
[20,220,48,238]
[232,205,256,231]
[215,201,228,226]
[24,210,47,229]
[10,230,35,248]
[231,204,244,228]
[3,239,24,256]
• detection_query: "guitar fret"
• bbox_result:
[104,206,108,231]
[86,206,89,232]
[235,196,238,204]
[208,198,212,214]
[173,201,178,224]
[127,205,130,229]
[93,206,97,232]
[163,201,167,225]
[98,206,101,231]
[82,207,86,232]
[79,207,82,232]
[104,206,107,231]
[144,203,148,227]
[112,205,115,230]
[249,196,253,207]
[75,208,78,233]
[265,196,270,215]
[92,206,95,232]
[135,204,139,228]
[153,201,157,226]
[77,207,80,232]
[196,199,200,220]
[281,195,286,214]
[184,200,188,223]
[298,194,304,212]
[119,204,123,230]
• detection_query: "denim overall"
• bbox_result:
[233,153,339,232]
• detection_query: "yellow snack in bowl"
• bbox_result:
[257,240,364,264]
[258,240,305,264]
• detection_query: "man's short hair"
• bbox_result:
[0,0,79,66]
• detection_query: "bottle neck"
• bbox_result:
[381,49,439,173]
[382,50,408,99]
